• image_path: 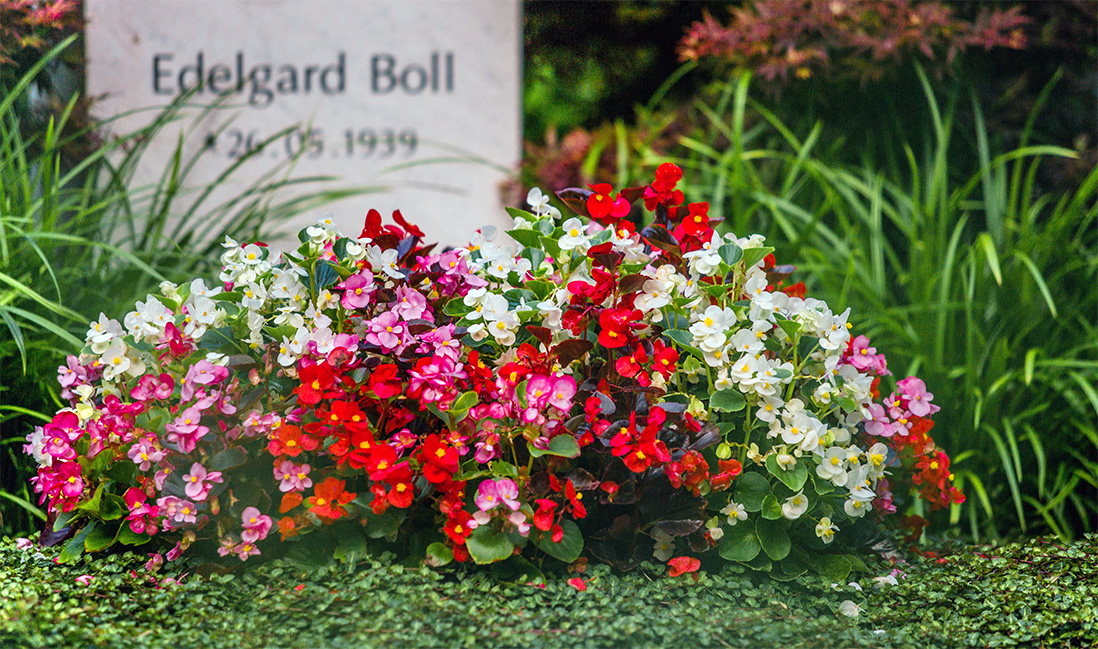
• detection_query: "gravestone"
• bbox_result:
[84,0,521,247]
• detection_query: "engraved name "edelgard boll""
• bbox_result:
[151,51,455,108]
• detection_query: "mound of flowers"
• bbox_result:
[25,164,962,577]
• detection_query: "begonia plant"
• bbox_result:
[26,164,962,579]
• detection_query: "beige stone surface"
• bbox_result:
[85,0,521,248]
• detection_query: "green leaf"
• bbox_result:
[313,260,338,291]
[765,454,809,492]
[210,447,247,472]
[663,329,693,346]
[539,236,561,260]
[99,494,125,521]
[443,297,471,317]
[505,206,537,222]
[84,521,120,552]
[451,391,478,413]
[76,484,104,516]
[536,518,583,563]
[813,554,853,582]
[424,542,453,567]
[507,228,543,249]
[810,472,836,496]
[741,246,774,270]
[775,317,802,339]
[733,472,771,512]
[363,507,405,539]
[59,522,96,563]
[710,389,746,413]
[528,435,580,459]
[525,281,553,301]
[718,520,761,562]
[466,525,515,565]
[755,518,791,561]
[719,242,744,266]
[490,461,518,479]
[117,526,152,547]
[760,494,783,520]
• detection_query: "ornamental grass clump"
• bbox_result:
[24,164,962,576]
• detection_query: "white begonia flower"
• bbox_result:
[706,517,725,541]
[188,278,222,300]
[838,600,861,618]
[702,344,733,368]
[729,328,765,356]
[99,339,131,381]
[305,303,332,330]
[86,314,124,353]
[776,452,797,471]
[487,313,519,347]
[713,371,736,392]
[159,281,181,302]
[526,187,560,219]
[756,396,784,424]
[462,287,489,320]
[466,322,488,342]
[634,277,672,315]
[558,218,589,252]
[729,354,760,385]
[245,310,266,346]
[273,305,305,331]
[480,293,512,323]
[873,574,899,588]
[866,442,889,480]
[815,517,838,544]
[782,492,809,520]
[367,246,403,279]
[343,239,368,262]
[315,288,339,311]
[682,232,723,276]
[720,501,748,526]
[240,282,268,311]
[830,426,853,445]
[651,527,675,562]
[817,446,850,485]
[844,485,875,518]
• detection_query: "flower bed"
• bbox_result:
[24,164,962,577]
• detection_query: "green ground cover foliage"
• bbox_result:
[2,535,1095,649]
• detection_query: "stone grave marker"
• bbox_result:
[84,0,521,247]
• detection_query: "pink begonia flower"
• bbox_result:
[407,355,467,405]
[474,433,501,464]
[274,460,312,493]
[236,542,261,561]
[75,575,94,586]
[364,311,406,351]
[164,406,210,454]
[864,403,896,437]
[130,373,175,402]
[157,496,197,527]
[44,435,76,462]
[848,336,878,371]
[421,325,460,361]
[127,438,166,471]
[337,270,375,310]
[183,462,223,501]
[896,377,938,417]
[166,542,183,562]
[509,510,531,536]
[392,286,429,320]
[180,360,230,401]
[475,479,521,513]
[145,553,164,572]
[525,375,554,410]
[240,506,273,544]
[548,376,577,412]
[15,538,33,550]
[217,537,237,558]
[57,462,84,498]
[124,487,160,535]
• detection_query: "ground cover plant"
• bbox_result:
[2,533,1096,649]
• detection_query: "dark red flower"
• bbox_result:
[367,363,403,399]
